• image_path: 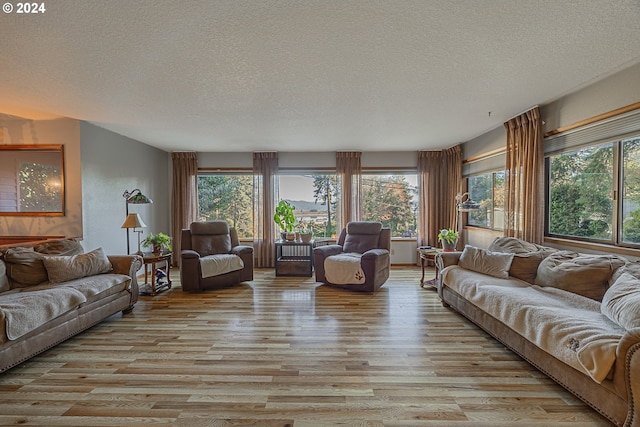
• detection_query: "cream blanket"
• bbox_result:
[442,266,626,383]
[200,254,244,278]
[325,253,365,285]
[1,287,86,340]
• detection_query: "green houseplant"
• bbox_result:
[274,200,296,240]
[141,232,172,254]
[437,228,459,252]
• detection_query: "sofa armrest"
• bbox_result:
[616,328,640,427]
[231,245,253,256]
[107,255,142,308]
[436,251,462,269]
[181,249,200,260]
[362,248,389,260]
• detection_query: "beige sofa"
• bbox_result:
[0,239,142,373]
[437,237,640,427]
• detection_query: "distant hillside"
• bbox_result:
[284,199,327,212]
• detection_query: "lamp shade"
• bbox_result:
[123,189,153,205]
[121,213,147,229]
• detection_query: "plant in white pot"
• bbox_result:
[438,228,459,252]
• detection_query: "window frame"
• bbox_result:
[544,135,640,248]
[465,169,505,231]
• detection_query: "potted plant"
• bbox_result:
[141,232,172,254]
[297,219,313,243]
[438,228,459,252]
[274,200,296,241]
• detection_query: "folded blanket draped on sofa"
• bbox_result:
[1,287,87,340]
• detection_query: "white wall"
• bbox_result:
[80,122,170,255]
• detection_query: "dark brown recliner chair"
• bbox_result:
[314,221,391,292]
[180,221,253,292]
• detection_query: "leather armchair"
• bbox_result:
[314,221,391,292]
[180,221,253,292]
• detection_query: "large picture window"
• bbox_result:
[361,172,418,238]
[547,143,613,241]
[197,173,253,238]
[546,136,640,246]
[278,172,338,238]
[467,170,505,230]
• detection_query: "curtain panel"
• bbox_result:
[171,152,198,267]
[417,145,462,248]
[253,152,278,268]
[504,107,544,244]
[336,151,361,230]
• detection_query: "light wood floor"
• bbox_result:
[0,267,612,426]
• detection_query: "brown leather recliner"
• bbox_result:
[314,221,391,292]
[180,221,253,292]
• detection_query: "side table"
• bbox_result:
[275,240,314,276]
[141,253,172,296]
[417,247,441,288]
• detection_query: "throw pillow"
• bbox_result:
[34,238,84,256]
[487,237,556,284]
[609,260,640,287]
[601,272,640,330]
[2,247,48,287]
[43,247,112,284]
[0,260,9,293]
[458,245,514,279]
[535,251,626,301]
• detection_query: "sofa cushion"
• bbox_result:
[190,221,232,256]
[601,272,640,330]
[34,239,84,256]
[0,260,9,293]
[43,248,112,284]
[343,222,382,254]
[2,248,48,288]
[609,260,640,286]
[488,237,556,284]
[458,245,514,279]
[535,251,626,301]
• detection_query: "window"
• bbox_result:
[546,136,640,246]
[361,172,418,238]
[621,137,640,243]
[278,173,338,238]
[547,143,614,241]
[467,171,505,230]
[197,173,253,238]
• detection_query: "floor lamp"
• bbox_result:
[123,189,153,254]
[455,192,480,243]
[121,213,147,255]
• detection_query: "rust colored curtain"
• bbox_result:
[417,145,462,248]
[171,152,198,267]
[253,152,278,268]
[336,151,361,230]
[504,107,544,244]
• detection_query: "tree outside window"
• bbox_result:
[361,173,417,238]
[547,143,613,240]
[197,174,253,238]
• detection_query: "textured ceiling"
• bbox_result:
[1,0,639,153]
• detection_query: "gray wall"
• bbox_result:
[463,61,640,248]
[80,122,170,255]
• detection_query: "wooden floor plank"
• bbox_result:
[0,267,612,426]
